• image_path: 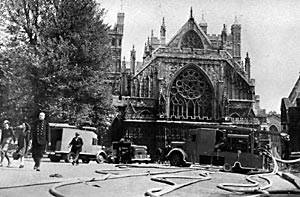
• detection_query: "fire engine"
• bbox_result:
[166,126,264,172]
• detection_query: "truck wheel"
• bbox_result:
[49,155,61,162]
[169,152,183,167]
[96,153,106,164]
[65,152,75,163]
[223,163,232,172]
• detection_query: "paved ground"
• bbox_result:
[0,158,300,197]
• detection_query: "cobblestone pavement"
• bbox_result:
[0,158,300,197]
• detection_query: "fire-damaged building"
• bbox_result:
[109,9,263,156]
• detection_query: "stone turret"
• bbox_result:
[130,45,136,75]
[221,24,227,49]
[199,13,207,34]
[116,12,125,35]
[231,16,241,62]
[120,56,126,95]
[245,52,251,80]
[160,17,166,46]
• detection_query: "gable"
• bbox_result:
[167,17,213,49]
[288,76,300,105]
[181,30,204,48]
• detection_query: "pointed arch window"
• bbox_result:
[181,30,204,49]
[169,66,213,119]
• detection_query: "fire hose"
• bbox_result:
[144,171,211,197]
[275,157,300,164]
[216,148,300,196]
[49,165,197,197]
[1,151,300,196]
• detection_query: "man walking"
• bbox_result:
[31,112,50,171]
[0,120,15,167]
[68,132,83,165]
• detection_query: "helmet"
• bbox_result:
[12,152,20,160]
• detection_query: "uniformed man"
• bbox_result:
[31,112,50,171]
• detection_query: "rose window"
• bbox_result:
[169,66,213,119]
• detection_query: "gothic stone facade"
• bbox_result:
[112,11,258,155]
[107,12,125,95]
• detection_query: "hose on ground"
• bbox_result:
[144,172,211,197]
[217,148,278,195]
[49,165,198,197]
[275,157,300,164]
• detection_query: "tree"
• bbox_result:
[0,45,35,123]
[0,0,114,128]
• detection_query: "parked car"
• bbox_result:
[109,140,151,164]
[46,123,107,164]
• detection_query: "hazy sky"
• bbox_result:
[98,0,300,113]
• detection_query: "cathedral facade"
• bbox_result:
[110,9,260,155]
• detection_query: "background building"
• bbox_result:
[107,12,125,95]
[110,9,264,155]
[281,75,300,154]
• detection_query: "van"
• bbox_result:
[46,123,107,164]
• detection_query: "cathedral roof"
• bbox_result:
[166,11,213,49]
[281,98,292,110]
[288,75,300,105]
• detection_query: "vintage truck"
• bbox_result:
[108,140,151,164]
[166,127,264,172]
[46,123,107,164]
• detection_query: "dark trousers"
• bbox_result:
[71,149,80,164]
[32,144,45,168]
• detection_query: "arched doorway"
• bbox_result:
[169,65,214,119]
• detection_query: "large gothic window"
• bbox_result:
[181,30,204,49]
[169,66,213,119]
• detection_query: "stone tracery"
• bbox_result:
[169,65,213,119]
[181,30,204,49]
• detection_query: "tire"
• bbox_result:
[49,155,61,162]
[223,163,232,172]
[65,152,76,163]
[169,152,183,166]
[96,152,106,164]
